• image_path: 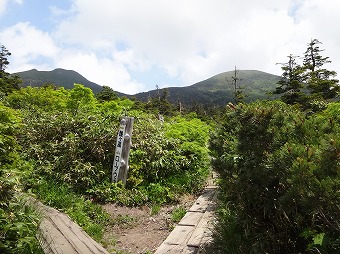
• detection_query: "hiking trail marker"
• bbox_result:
[111,117,134,185]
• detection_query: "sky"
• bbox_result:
[0,0,340,95]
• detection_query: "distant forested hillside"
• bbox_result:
[15,68,109,94]
[132,70,280,106]
[15,68,280,107]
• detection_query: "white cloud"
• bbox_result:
[1,0,340,93]
[0,0,23,15]
[56,50,145,94]
[52,0,307,86]
[113,49,150,72]
[0,0,7,15]
[290,0,340,73]
[0,22,59,71]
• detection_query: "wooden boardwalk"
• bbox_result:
[29,173,218,254]
[155,182,218,254]
[32,200,109,254]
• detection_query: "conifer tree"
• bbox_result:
[275,54,306,105]
[0,45,11,77]
[96,86,118,101]
[0,45,21,94]
[303,39,339,99]
[230,66,245,104]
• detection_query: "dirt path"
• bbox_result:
[102,194,197,254]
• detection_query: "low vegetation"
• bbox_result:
[210,39,340,253]
[211,101,340,253]
[0,69,211,252]
[0,103,43,253]
[1,38,340,253]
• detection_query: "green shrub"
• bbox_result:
[0,197,43,254]
[0,103,42,254]
[6,86,69,111]
[12,86,211,206]
[128,114,211,202]
[211,101,340,253]
[34,178,110,242]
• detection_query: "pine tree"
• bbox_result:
[96,86,118,101]
[0,45,11,78]
[275,54,306,105]
[303,39,339,99]
[0,45,21,94]
[229,66,245,104]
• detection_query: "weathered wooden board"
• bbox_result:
[155,172,219,253]
[178,212,204,227]
[32,200,109,254]
[187,210,214,247]
[162,225,195,245]
[155,243,198,254]
[189,188,216,212]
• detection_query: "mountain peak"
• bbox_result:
[15,68,103,93]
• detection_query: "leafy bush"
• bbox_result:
[11,86,211,206]
[34,178,110,242]
[6,86,69,111]
[0,103,42,254]
[128,114,211,202]
[211,101,340,253]
[0,197,42,254]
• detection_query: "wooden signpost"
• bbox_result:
[112,117,134,186]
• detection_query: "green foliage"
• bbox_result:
[276,39,339,110]
[20,109,119,193]
[150,203,161,215]
[0,45,21,95]
[0,45,10,76]
[0,197,43,254]
[128,114,211,202]
[34,178,110,242]
[211,100,340,253]
[303,39,339,100]
[171,206,186,223]
[8,85,210,207]
[0,104,22,204]
[0,82,212,252]
[140,88,178,116]
[275,54,306,105]
[7,86,69,111]
[67,83,96,115]
[96,86,118,101]
[0,103,42,254]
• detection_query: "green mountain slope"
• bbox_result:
[132,70,281,106]
[14,68,281,106]
[15,68,105,94]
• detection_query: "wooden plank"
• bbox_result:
[46,212,108,254]
[155,243,198,254]
[39,218,78,254]
[154,173,219,254]
[163,225,195,245]
[178,212,204,226]
[189,188,216,212]
[35,200,109,254]
[187,211,215,247]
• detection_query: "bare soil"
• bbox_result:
[101,194,197,254]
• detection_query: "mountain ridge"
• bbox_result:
[132,70,280,105]
[14,68,281,106]
[15,68,106,94]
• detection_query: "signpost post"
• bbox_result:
[111,117,134,186]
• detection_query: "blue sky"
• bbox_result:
[1,0,340,94]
